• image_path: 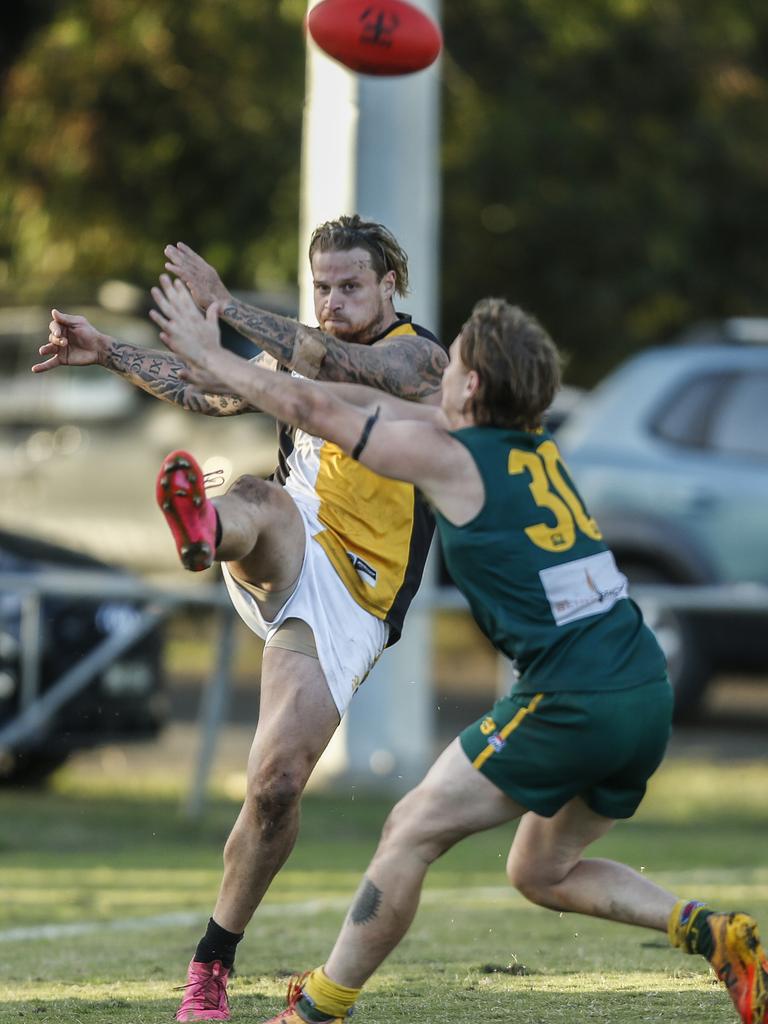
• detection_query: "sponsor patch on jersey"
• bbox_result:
[347,551,378,587]
[539,550,628,627]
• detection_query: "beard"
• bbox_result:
[322,296,387,344]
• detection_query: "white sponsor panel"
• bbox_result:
[539,550,628,626]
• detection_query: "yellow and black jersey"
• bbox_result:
[272,315,443,645]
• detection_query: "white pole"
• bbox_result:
[298,6,360,324]
[299,0,442,790]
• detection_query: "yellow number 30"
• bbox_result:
[507,440,602,552]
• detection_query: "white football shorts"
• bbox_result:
[220,501,389,716]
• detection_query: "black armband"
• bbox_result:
[351,406,381,461]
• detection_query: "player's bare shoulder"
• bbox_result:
[423,428,485,526]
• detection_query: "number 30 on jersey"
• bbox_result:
[508,439,602,552]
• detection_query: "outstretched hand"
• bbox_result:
[164,242,231,311]
[150,275,227,389]
[32,309,108,373]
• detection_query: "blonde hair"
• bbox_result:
[309,214,410,296]
[460,298,561,430]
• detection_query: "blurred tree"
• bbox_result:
[0,0,305,301]
[442,0,768,382]
[0,1,57,83]
[2,1,768,382]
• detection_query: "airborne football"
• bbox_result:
[307,0,442,76]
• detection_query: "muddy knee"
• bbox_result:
[217,474,302,576]
[244,765,306,843]
[226,474,275,505]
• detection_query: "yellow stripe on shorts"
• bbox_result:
[472,692,545,770]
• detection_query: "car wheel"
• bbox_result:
[620,561,712,723]
[0,750,71,787]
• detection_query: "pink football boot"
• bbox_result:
[175,959,231,1021]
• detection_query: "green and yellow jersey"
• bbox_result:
[273,315,443,645]
[435,426,667,692]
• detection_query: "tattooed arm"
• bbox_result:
[33,308,260,417]
[164,243,447,399]
[220,296,446,399]
[103,339,262,416]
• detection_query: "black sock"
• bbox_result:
[214,508,222,550]
[194,917,244,969]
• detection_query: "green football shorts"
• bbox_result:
[459,677,673,819]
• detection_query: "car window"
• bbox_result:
[708,372,768,458]
[652,372,728,447]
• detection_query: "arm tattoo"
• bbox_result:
[349,877,383,926]
[221,298,304,368]
[321,336,447,399]
[221,297,447,399]
[103,341,254,417]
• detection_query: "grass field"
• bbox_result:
[2,754,768,1024]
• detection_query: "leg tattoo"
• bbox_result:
[349,877,382,925]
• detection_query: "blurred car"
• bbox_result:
[543,384,586,432]
[556,318,768,720]
[0,528,167,783]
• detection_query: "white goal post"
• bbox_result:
[299,0,442,790]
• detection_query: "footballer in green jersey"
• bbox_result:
[154,282,765,1024]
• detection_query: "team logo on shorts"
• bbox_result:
[480,716,497,736]
[488,733,506,752]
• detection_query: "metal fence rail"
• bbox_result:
[2,570,768,811]
[0,570,235,815]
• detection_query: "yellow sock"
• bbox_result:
[668,898,689,947]
[668,898,708,951]
[302,966,361,1019]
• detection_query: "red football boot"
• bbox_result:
[156,450,218,571]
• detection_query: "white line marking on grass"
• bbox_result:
[0,912,205,943]
[0,897,350,944]
[3,877,759,945]
[0,887,516,944]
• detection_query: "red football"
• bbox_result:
[307,0,442,76]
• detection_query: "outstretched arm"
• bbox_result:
[103,340,256,416]
[33,309,257,417]
[165,242,447,398]
[152,277,476,512]
[153,280,450,468]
